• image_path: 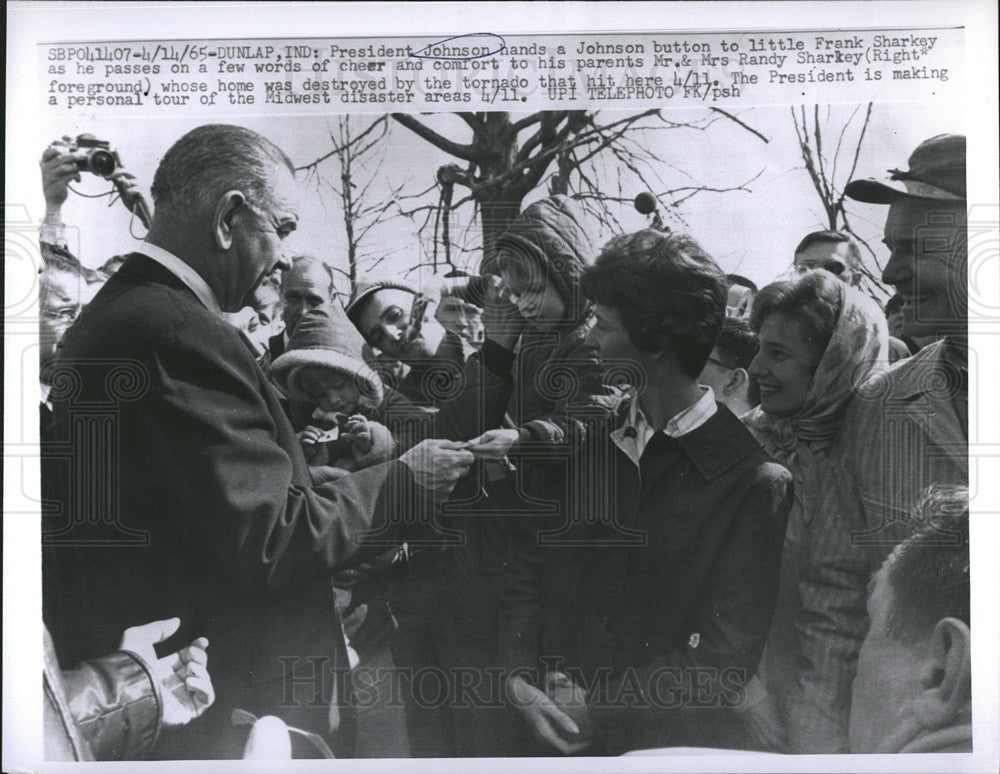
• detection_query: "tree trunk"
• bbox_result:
[477,196,525,274]
[474,113,523,273]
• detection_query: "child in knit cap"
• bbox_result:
[270,303,397,471]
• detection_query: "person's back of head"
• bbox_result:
[850,485,971,753]
[582,229,727,379]
[702,317,760,413]
[715,317,759,372]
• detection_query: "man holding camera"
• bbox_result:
[42,124,474,759]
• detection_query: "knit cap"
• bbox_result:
[345,278,420,327]
[270,303,384,407]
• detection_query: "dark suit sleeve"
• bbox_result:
[591,464,793,753]
[152,324,418,590]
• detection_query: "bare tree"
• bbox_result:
[791,103,886,294]
[390,109,769,274]
[297,116,432,295]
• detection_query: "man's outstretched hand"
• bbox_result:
[465,428,521,460]
[119,617,214,727]
[399,439,474,497]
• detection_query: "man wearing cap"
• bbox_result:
[837,134,969,689]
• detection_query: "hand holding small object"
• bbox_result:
[465,428,520,459]
[119,617,214,727]
[342,414,374,455]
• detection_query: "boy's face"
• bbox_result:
[355,288,446,364]
[499,253,566,331]
[297,365,361,415]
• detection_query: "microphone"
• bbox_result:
[634,192,667,231]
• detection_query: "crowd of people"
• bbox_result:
[37,125,971,760]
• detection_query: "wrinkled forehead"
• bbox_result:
[267,163,300,205]
[283,261,331,293]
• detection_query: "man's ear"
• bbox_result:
[724,367,749,396]
[213,190,246,251]
[913,617,972,730]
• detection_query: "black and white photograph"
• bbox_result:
[4,2,999,771]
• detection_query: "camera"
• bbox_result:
[53,134,122,179]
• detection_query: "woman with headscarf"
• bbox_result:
[741,270,888,754]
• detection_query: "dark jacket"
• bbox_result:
[430,198,620,628]
[435,195,619,446]
[44,625,161,761]
[42,253,422,759]
[503,402,793,754]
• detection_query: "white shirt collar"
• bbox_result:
[140,242,222,316]
[611,386,717,466]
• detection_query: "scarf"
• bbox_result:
[745,282,888,509]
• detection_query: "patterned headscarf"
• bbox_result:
[745,279,888,462]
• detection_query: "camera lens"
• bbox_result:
[87,149,118,178]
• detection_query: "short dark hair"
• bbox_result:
[714,317,759,370]
[726,274,758,294]
[883,485,970,643]
[794,230,862,269]
[749,270,842,358]
[151,124,295,221]
[582,229,727,377]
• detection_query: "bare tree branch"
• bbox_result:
[456,112,485,136]
[391,114,476,161]
[295,116,388,173]
[511,112,547,134]
[708,108,770,143]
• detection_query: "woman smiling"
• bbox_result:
[742,270,889,753]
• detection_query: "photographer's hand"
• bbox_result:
[40,142,84,218]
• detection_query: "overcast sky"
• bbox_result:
[37,100,962,296]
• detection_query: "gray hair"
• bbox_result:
[150,124,294,220]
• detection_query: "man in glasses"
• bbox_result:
[698,317,760,417]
